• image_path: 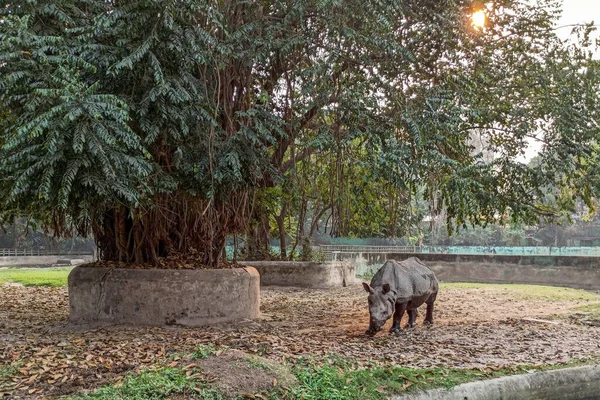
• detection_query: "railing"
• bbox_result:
[319,245,420,253]
[0,248,94,257]
[319,245,420,260]
[318,245,600,261]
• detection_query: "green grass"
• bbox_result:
[0,362,21,392]
[191,343,218,359]
[68,354,599,400]
[573,303,600,319]
[276,357,597,400]
[441,282,600,302]
[246,355,274,372]
[0,267,72,287]
[69,367,223,400]
[356,279,600,303]
[281,359,510,399]
[0,364,18,381]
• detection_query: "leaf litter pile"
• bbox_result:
[1,283,600,398]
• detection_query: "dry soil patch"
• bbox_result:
[198,349,296,398]
[1,283,600,398]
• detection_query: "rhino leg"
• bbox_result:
[390,302,407,334]
[406,309,417,328]
[424,293,437,325]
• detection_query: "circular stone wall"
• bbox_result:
[68,266,260,326]
[242,261,358,288]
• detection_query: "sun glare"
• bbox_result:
[472,10,486,29]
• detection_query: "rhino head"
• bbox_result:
[363,282,395,334]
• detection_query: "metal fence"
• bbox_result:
[317,244,600,261]
[318,245,419,260]
[0,248,94,257]
[318,245,419,253]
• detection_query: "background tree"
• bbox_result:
[1,0,599,267]
[244,0,600,257]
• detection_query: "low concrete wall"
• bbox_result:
[385,253,600,290]
[0,255,94,266]
[394,364,600,400]
[68,266,260,327]
[243,261,358,288]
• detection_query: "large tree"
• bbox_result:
[1,0,598,267]
[247,0,600,254]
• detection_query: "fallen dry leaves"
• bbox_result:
[1,284,600,399]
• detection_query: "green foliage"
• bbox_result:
[1,0,599,261]
[0,7,152,208]
[253,0,600,251]
[0,267,71,287]
[192,344,217,360]
[501,226,526,247]
[299,237,314,262]
[312,249,328,264]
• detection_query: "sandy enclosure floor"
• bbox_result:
[1,283,600,398]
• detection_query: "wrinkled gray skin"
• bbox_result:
[363,258,439,335]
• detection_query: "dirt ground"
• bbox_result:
[1,283,600,398]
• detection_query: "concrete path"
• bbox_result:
[392,364,600,400]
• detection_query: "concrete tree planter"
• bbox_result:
[68,266,260,327]
[243,261,358,288]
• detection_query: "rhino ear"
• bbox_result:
[362,282,373,293]
[382,283,391,294]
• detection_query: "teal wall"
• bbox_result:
[419,246,600,256]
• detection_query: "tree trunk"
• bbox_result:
[11,216,17,248]
[310,206,329,237]
[233,234,238,264]
[92,192,249,268]
[244,190,274,260]
[289,196,308,259]
[274,201,288,259]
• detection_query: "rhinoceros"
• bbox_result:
[363,257,439,335]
